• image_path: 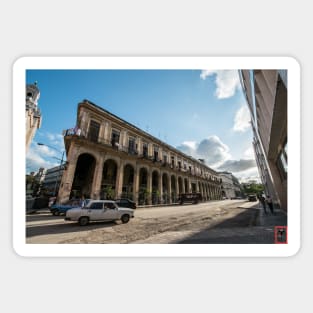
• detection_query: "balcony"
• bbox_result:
[64,131,215,181]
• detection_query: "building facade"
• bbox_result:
[26,82,41,151]
[239,70,287,211]
[42,166,65,196]
[26,168,46,197]
[58,100,222,205]
[219,172,242,199]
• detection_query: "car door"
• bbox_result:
[86,202,104,220]
[103,202,118,220]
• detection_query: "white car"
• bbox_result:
[64,200,134,226]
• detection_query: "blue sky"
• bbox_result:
[26,69,259,182]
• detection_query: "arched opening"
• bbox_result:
[202,182,206,200]
[122,164,134,200]
[171,175,177,203]
[139,167,149,205]
[191,182,197,193]
[152,170,160,205]
[71,153,96,199]
[184,178,189,193]
[162,173,169,204]
[101,159,118,199]
[178,177,183,195]
[198,182,202,197]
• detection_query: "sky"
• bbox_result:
[26,69,259,183]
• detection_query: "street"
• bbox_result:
[26,199,283,244]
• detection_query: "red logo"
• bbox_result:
[274,226,288,244]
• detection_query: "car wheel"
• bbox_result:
[79,216,89,226]
[121,214,130,224]
[53,210,60,216]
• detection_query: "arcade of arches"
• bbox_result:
[58,149,222,205]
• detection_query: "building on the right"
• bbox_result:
[239,70,287,212]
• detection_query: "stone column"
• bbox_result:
[158,171,162,205]
[57,144,79,203]
[115,159,124,199]
[168,173,172,204]
[147,168,152,205]
[99,121,105,143]
[175,176,179,203]
[103,121,110,143]
[134,165,140,205]
[160,172,163,204]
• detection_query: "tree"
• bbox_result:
[242,182,264,195]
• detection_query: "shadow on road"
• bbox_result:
[26,220,116,238]
[26,214,65,222]
[176,205,275,244]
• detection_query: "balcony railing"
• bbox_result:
[64,132,218,180]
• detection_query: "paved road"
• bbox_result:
[26,199,267,244]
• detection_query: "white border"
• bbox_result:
[13,57,300,257]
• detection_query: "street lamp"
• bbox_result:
[37,143,65,197]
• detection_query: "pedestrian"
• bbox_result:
[258,194,267,214]
[266,195,274,214]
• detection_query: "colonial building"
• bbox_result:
[239,70,287,211]
[26,82,41,151]
[219,172,243,199]
[58,100,222,205]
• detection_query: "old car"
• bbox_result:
[26,195,49,214]
[248,194,257,202]
[115,198,137,209]
[50,199,90,216]
[64,200,134,226]
[178,193,202,205]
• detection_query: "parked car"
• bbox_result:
[115,198,137,209]
[178,193,202,205]
[64,200,135,226]
[50,199,91,216]
[248,194,257,202]
[26,196,49,214]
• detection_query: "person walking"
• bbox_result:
[258,194,267,214]
[266,195,274,215]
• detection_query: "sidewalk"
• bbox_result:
[256,204,287,227]
[174,204,288,244]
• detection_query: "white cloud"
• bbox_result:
[235,168,261,184]
[200,70,241,99]
[26,146,58,173]
[177,135,231,169]
[244,146,255,159]
[181,141,197,150]
[44,132,64,151]
[177,135,260,183]
[217,159,257,173]
[26,131,65,173]
[233,105,251,132]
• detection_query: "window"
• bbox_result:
[153,146,159,161]
[90,202,104,210]
[111,129,120,148]
[88,120,100,143]
[104,202,115,210]
[171,156,175,168]
[142,142,148,157]
[163,154,167,164]
[128,137,136,154]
